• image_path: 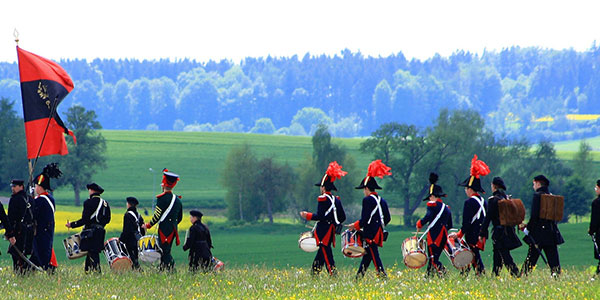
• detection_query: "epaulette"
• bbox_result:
[156,192,166,198]
[427,201,438,207]
[318,195,328,202]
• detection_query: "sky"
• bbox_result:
[1,0,600,63]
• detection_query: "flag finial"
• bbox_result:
[13,28,19,45]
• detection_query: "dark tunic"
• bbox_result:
[589,196,600,259]
[8,190,33,251]
[70,194,111,252]
[149,191,183,245]
[0,202,14,238]
[31,193,55,269]
[479,190,522,250]
[460,194,487,246]
[418,199,453,247]
[119,207,145,246]
[525,186,564,246]
[353,192,391,247]
[183,220,213,266]
[305,192,346,246]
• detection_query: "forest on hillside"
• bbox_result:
[1,46,600,141]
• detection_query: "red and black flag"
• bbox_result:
[17,46,76,159]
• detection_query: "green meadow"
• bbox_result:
[48,130,370,209]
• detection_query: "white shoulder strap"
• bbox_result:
[367,195,384,227]
[39,195,55,214]
[90,197,105,222]
[159,194,177,223]
[419,203,446,242]
[471,195,486,224]
[127,210,139,222]
[323,194,339,224]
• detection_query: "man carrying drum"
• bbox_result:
[416,173,452,277]
[299,161,347,276]
[453,155,490,275]
[120,197,145,270]
[478,177,521,277]
[66,183,111,273]
[349,160,391,279]
[143,169,183,272]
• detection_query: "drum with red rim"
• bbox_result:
[444,236,474,269]
[341,229,365,258]
[402,236,427,269]
[103,238,132,272]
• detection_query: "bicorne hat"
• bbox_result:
[355,160,391,190]
[458,155,490,194]
[34,163,62,191]
[315,161,347,191]
[423,172,447,201]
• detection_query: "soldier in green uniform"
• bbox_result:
[143,169,183,271]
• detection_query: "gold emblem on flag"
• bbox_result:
[37,81,50,109]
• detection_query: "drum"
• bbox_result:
[103,238,132,271]
[211,256,225,271]
[138,235,162,263]
[341,230,365,258]
[298,231,318,252]
[402,236,427,269]
[63,233,87,259]
[444,236,474,269]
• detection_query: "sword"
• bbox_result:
[591,234,599,254]
[524,231,549,266]
[8,244,43,272]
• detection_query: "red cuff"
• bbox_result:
[353,220,361,231]
[145,222,152,229]
[305,212,313,221]
[416,220,423,229]
[457,230,463,239]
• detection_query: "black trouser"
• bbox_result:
[159,240,175,271]
[312,244,335,275]
[189,250,211,272]
[471,248,485,274]
[357,242,385,277]
[523,244,561,275]
[10,230,32,274]
[85,251,101,273]
[427,244,446,276]
[492,248,519,276]
[125,242,140,269]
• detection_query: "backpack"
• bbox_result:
[540,194,564,221]
[497,195,525,226]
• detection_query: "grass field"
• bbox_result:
[45,130,370,209]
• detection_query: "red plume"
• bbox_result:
[367,159,392,178]
[470,154,490,178]
[325,161,347,182]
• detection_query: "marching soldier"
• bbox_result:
[183,210,213,272]
[350,160,392,278]
[66,183,111,273]
[589,180,600,275]
[143,169,183,271]
[479,177,521,277]
[120,197,145,270]
[30,163,61,272]
[455,155,489,275]
[1,183,16,246]
[299,161,347,276]
[416,173,452,277]
[520,175,564,276]
[7,179,31,274]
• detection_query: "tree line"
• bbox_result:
[1,47,600,140]
[223,109,595,225]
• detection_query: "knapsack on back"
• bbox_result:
[498,195,525,226]
[540,194,564,222]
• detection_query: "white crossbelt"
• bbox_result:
[471,195,486,224]
[367,194,384,228]
[323,194,340,225]
[159,194,177,223]
[39,195,55,215]
[90,197,106,222]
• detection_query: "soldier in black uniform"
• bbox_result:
[143,169,183,271]
[66,183,111,273]
[588,180,600,275]
[7,179,31,274]
[417,173,452,277]
[479,177,521,277]
[520,175,564,276]
[119,197,145,270]
[183,210,213,272]
[1,182,16,252]
[300,161,347,276]
[455,155,489,275]
[350,160,392,278]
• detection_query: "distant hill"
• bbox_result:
[2,47,600,141]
